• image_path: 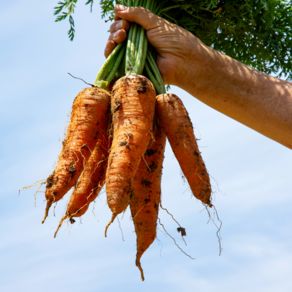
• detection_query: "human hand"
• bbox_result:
[104,5,207,87]
[104,7,292,149]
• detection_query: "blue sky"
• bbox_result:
[1,1,292,291]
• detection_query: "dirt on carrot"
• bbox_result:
[131,122,166,281]
[42,87,111,223]
[156,93,212,207]
[105,75,156,236]
[54,112,112,237]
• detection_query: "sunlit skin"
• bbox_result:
[104,5,292,149]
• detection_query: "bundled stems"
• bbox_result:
[145,51,166,94]
[95,0,165,93]
[94,42,126,88]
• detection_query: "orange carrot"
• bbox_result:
[131,122,166,281]
[67,132,111,218]
[54,115,112,237]
[156,94,212,207]
[43,87,111,223]
[105,75,156,235]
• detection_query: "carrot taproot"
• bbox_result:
[54,115,112,237]
[156,94,212,207]
[42,87,111,223]
[131,122,166,281]
[105,75,156,236]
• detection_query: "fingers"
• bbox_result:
[105,5,166,59]
[110,19,130,34]
[108,28,127,43]
[114,15,121,21]
[104,19,130,58]
[104,41,116,58]
[104,29,127,58]
[114,5,165,31]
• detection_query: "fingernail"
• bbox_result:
[116,5,128,11]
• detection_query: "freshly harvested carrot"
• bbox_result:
[131,122,166,281]
[43,87,111,223]
[105,75,156,236]
[156,94,212,207]
[67,132,111,218]
[54,117,112,237]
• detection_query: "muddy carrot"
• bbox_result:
[105,75,156,236]
[42,87,111,223]
[156,94,212,207]
[54,116,111,237]
[131,122,166,281]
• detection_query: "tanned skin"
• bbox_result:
[104,5,292,149]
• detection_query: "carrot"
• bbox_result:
[42,87,111,223]
[54,115,112,237]
[105,75,156,236]
[131,122,166,281]
[156,94,212,207]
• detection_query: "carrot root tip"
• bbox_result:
[136,260,145,281]
[54,215,68,238]
[42,200,53,224]
[105,213,117,238]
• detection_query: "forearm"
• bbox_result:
[180,38,292,149]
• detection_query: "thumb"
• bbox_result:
[114,5,164,31]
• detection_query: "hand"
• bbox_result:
[104,6,292,149]
[104,5,207,87]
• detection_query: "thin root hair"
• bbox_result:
[205,204,222,256]
[159,202,188,246]
[117,216,125,242]
[132,203,148,221]
[157,224,168,238]
[158,218,195,260]
[68,72,94,87]
[209,173,221,194]
[18,179,46,196]
[92,200,99,222]
[155,236,164,257]
[159,202,181,227]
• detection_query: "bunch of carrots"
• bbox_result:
[40,0,213,281]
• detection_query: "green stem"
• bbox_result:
[145,0,152,10]
[131,27,147,75]
[130,23,138,62]
[147,51,160,79]
[94,0,164,87]
[95,44,125,89]
[94,43,123,86]
[155,0,169,15]
[159,5,180,13]
[161,13,179,24]
[148,0,156,12]
[146,51,165,93]
[134,25,141,60]
[145,62,165,94]
[125,24,134,74]
[125,0,156,75]
[106,43,126,83]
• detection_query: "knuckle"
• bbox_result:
[110,22,117,33]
